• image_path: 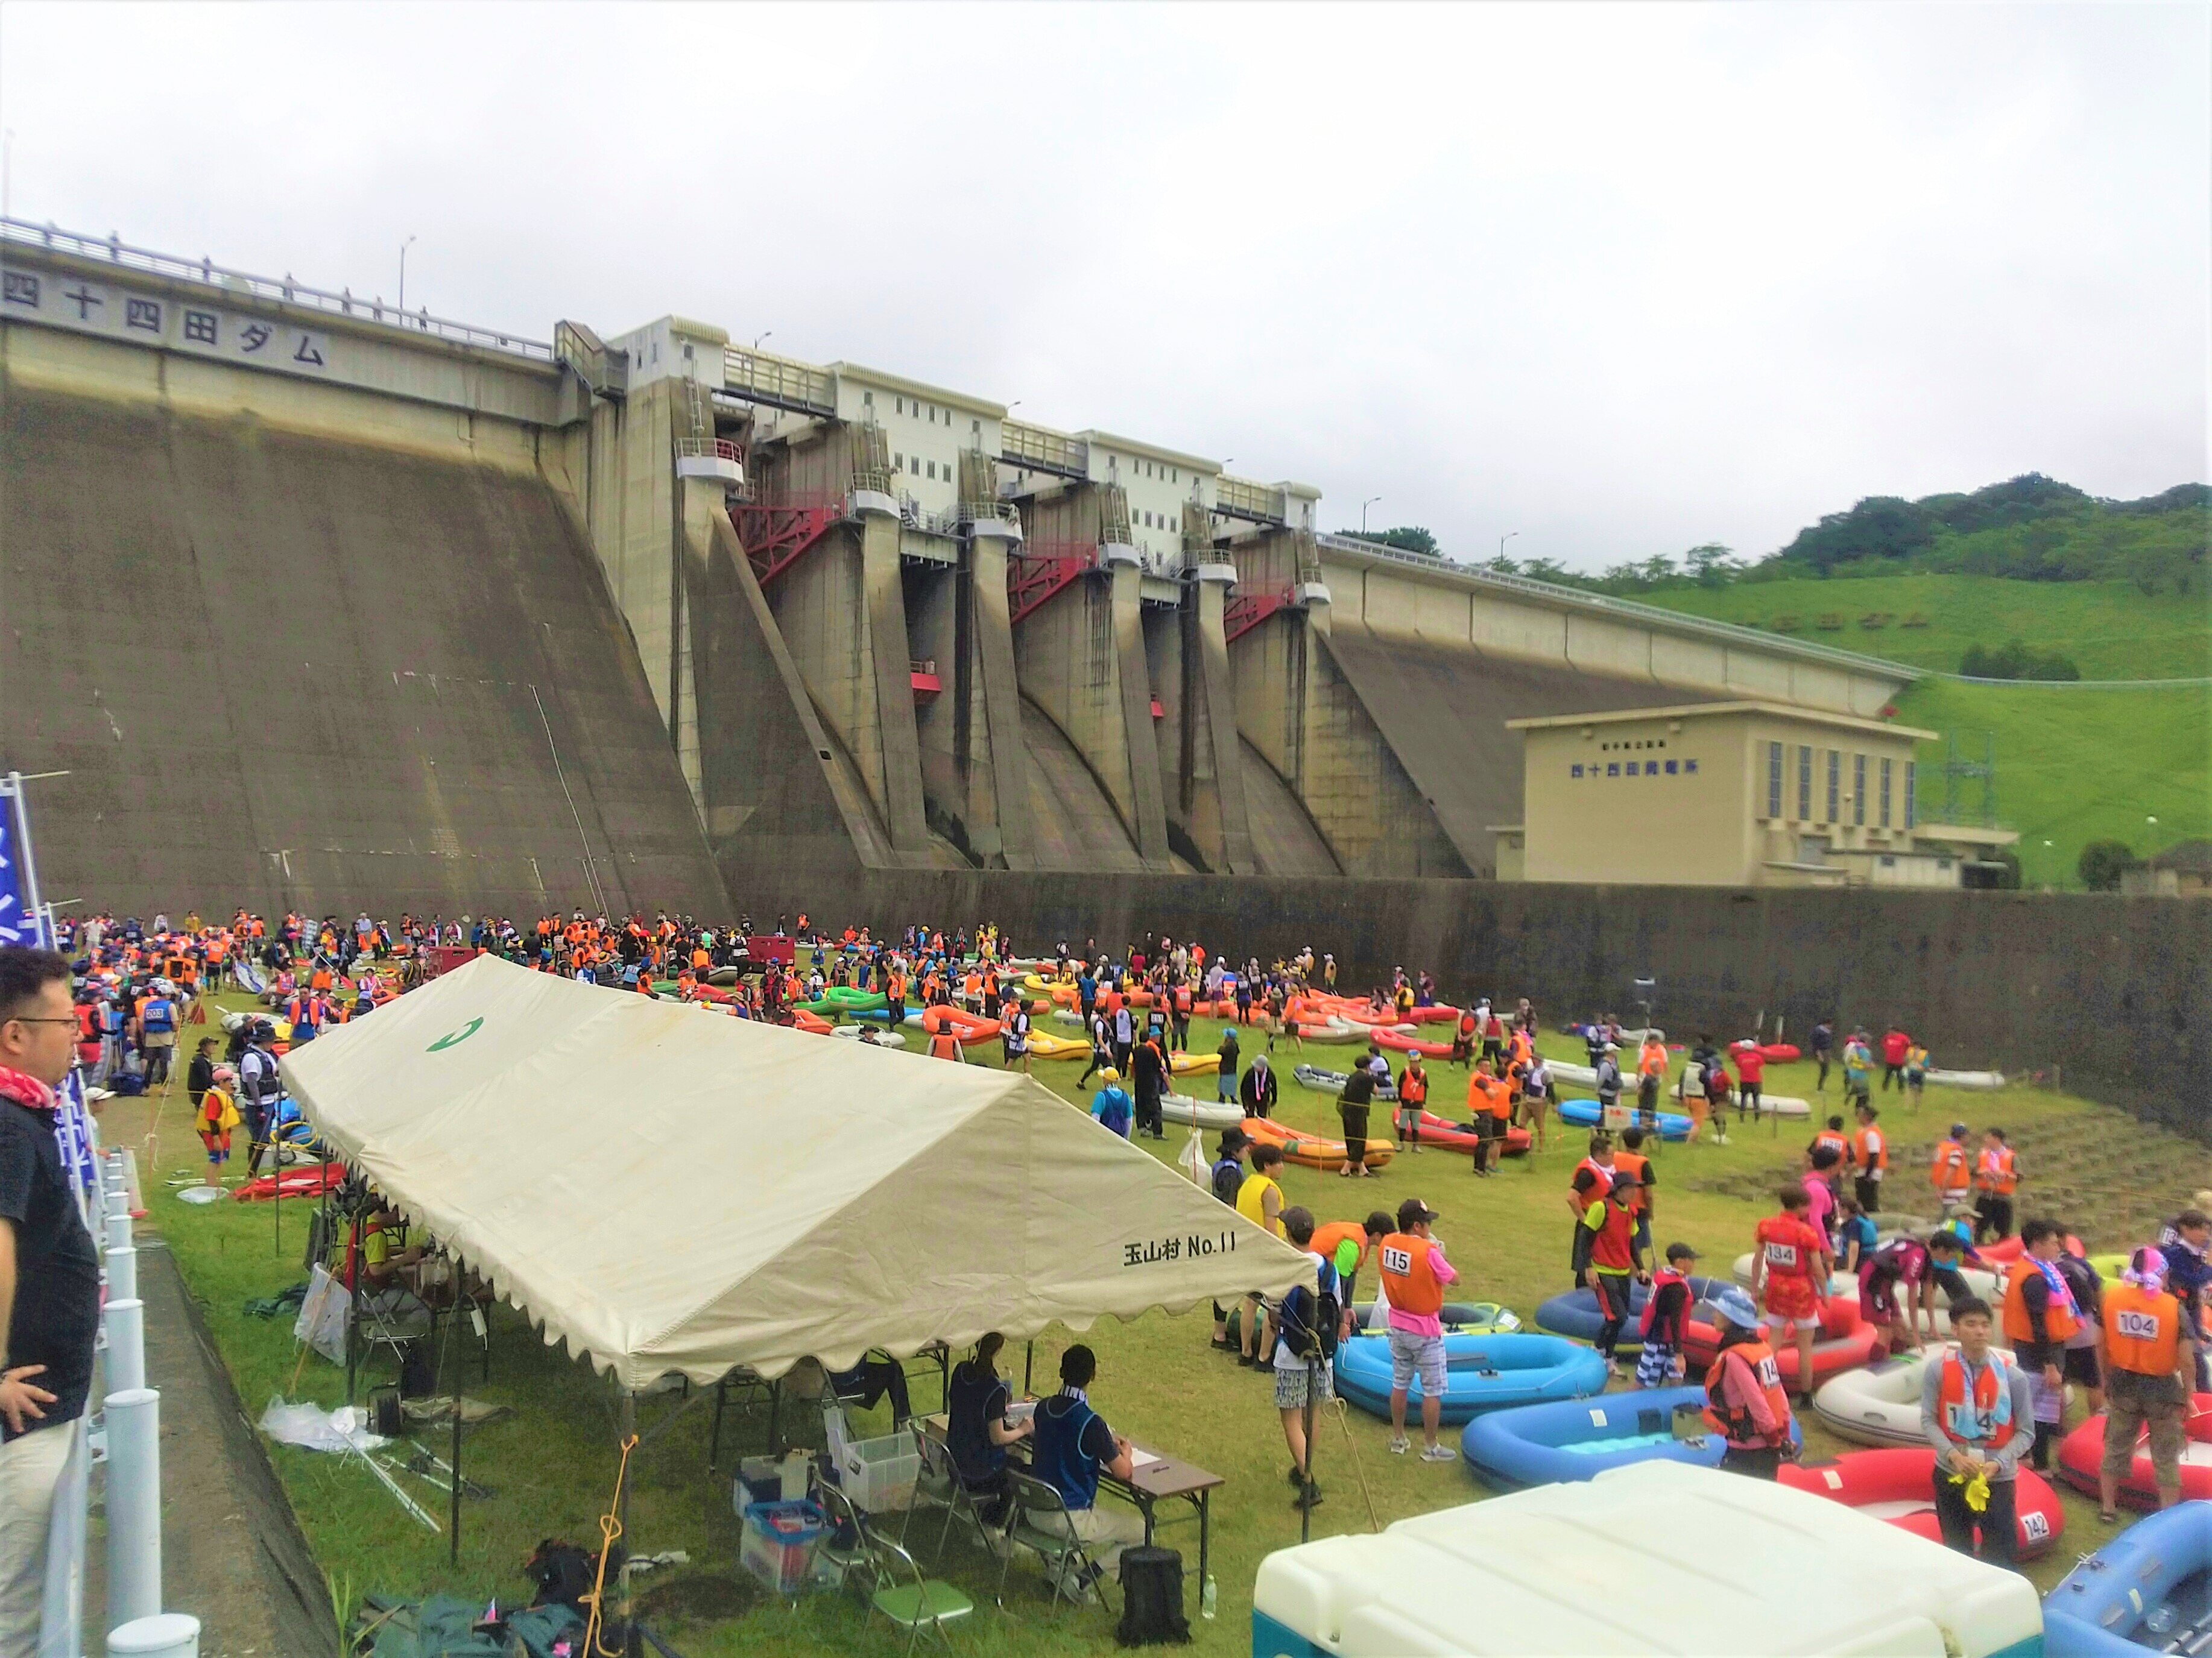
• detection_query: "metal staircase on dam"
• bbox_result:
[732,496,845,586]
[1007,538,1099,625]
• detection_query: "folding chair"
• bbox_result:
[856,1504,973,1656]
[813,1481,879,1601]
[902,1419,995,1564]
[998,1468,1116,1616]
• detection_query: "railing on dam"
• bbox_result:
[1312,532,1920,679]
[0,217,555,361]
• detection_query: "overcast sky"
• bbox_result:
[3,2,2204,570]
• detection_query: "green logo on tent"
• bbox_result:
[428,1017,483,1052]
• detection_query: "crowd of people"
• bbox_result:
[0,899,2193,1639]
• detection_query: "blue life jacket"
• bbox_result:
[1031,1393,1101,1510]
[143,997,174,1033]
[945,1363,1008,1484]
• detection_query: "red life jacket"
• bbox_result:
[1640,1268,1687,1340]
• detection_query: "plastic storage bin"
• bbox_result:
[835,1431,919,1513]
[740,1499,827,1597]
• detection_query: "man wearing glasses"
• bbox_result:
[0,947,101,1650]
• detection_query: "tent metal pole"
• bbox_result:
[1023,1340,1034,1397]
[618,1392,638,1635]
[344,1211,362,1407]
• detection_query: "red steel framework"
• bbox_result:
[1006,538,1100,626]
[730,494,845,588]
[1223,585,1298,644]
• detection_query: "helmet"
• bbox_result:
[1099,1068,1120,1084]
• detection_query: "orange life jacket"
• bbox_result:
[1704,1340,1791,1445]
[1813,1130,1848,1164]
[1573,1157,1613,1214]
[1377,1232,1446,1316]
[2103,1282,2182,1378]
[1934,1349,2019,1449]
[1398,1065,1428,1106]
[1977,1146,2018,1196]
[2002,1259,2080,1345]
[1932,1138,1971,1194]
[1853,1126,1889,1173]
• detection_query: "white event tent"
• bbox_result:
[281,953,1313,1392]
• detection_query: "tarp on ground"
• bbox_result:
[281,953,1312,1390]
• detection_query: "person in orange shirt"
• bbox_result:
[2097,1246,2196,1519]
[1635,1034,1667,1126]
[1309,1212,1392,1342]
[1468,1059,1512,1177]
[1930,1121,1973,1219]
[1850,1102,1889,1215]
[1974,1128,2022,1243]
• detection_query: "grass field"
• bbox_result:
[1633,575,2211,883]
[1639,574,2210,681]
[135,989,2212,1657]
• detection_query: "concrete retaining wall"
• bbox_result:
[718,866,2211,1137]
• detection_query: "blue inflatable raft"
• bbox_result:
[1555,1095,1692,1141]
[1459,1385,1801,1489]
[1334,1332,1608,1426]
[2046,1502,2212,1656]
[1535,1274,1731,1351]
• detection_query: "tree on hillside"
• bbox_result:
[2077,839,2140,892]
[1684,543,1743,587]
[1343,526,1439,558]
[1777,496,1937,574]
[1922,473,2094,536]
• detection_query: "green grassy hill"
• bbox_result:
[1637,575,2210,886]
[1643,573,2209,681]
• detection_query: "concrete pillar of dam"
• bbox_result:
[1011,545,1174,872]
[1178,559,1260,874]
[674,490,888,874]
[763,490,934,866]
[918,518,1036,869]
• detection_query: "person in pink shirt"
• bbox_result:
[1378,1197,1462,1463]
[1801,1148,1841,1250]
[1733,1042,1766,1123]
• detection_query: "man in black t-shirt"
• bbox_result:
[0,947,102,1651]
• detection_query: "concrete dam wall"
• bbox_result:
[1,353,728,920]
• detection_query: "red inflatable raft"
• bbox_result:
[1683,1299,1879,1388]
[1401,1111,1531,1158]
[1977,1233,2085,1265]
[921,1006,1002,1043]
[1373,1027,1455,1058]
[1781,1448,2065,1559]
[2056,1395,2212,1507]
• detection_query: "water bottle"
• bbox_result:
[1201,1574,1217,1621]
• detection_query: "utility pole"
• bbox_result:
[398,235,417,315]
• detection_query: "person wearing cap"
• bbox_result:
[2096,1246,2196,1521]
[1578,1171,1650,1370]
[1635,1243,1701,1387]
[1089,1068,1133,1138]
[1594,1041,1623,1118]
[1377,1197,1461,1461]
[1702,1287,1795,1477]
[195,1064,241,1187]
[1932,1122,1974,1218]
[237,1021,282,1177]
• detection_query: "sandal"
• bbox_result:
[2099,1509,2121,1524]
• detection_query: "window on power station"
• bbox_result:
[1766,742,1783,819]
[1797,745,1812,820]
[1880,758,1893,828]
[1827,750,1841,822]
[1904,761,1917,830]
[1853,753,1867,826]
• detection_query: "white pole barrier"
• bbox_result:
[104,1388,162,1629]
[106,1612,200,1656]
[105,1211,132,1252]
[106,1245,137,1303]
[104,1299,146,1393]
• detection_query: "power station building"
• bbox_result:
[1,219,1936,916]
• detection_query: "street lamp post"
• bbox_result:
[398,235,417,315]
[1361,496,1382,534]
[1500,531,1520,561]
